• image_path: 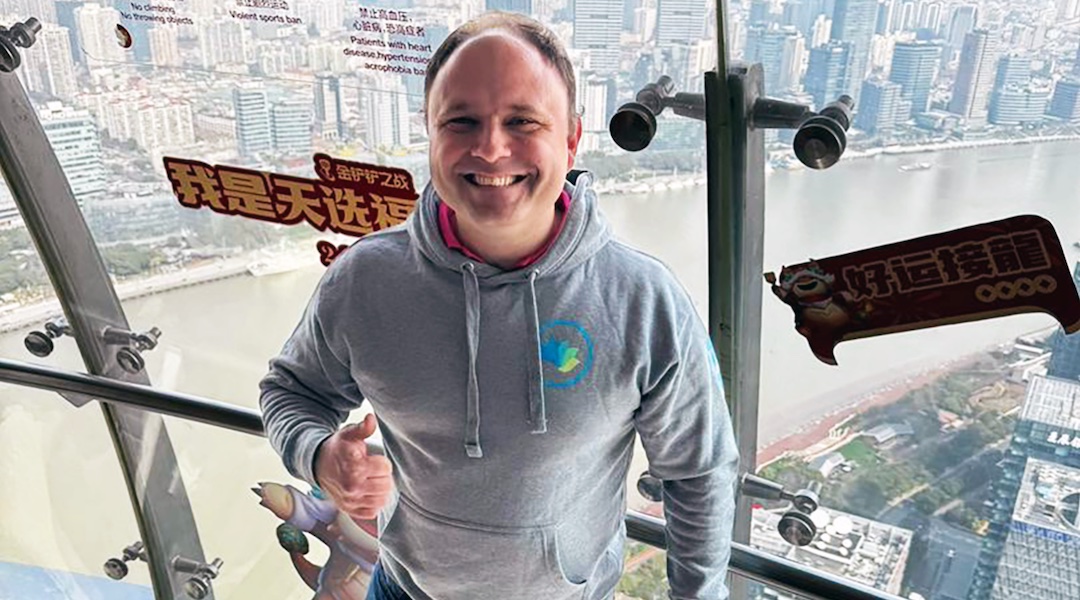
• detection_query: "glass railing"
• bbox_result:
[0,356,901,600]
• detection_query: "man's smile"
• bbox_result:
[463,173,530,187]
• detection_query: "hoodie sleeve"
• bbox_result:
[259,274,366,486]
[634,312,741,600]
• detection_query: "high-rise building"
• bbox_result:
[149,26,182,68]
[946,4,978,58]
[1048,78,1080,123]
[37,102,106,207]
[271,99,313,157]
[855,78,906,133]
[745,25,804,95]
[988,86,1050,125]
[889,41,942,116]
[199,21,249,69]
[1073,43,1080,78]
[1046,264,1080,382]
[970,375,1080,600]
[19,24,78,101]
[948,29,997,125]
[578,73,614,153]
[314,74,347,141]
[233,85,272,158]
[75,4,126,67]
[312,0,346,33]
[54,0,82,65]
[829,0,878,102]
[486,0,532,12]
[573,0,623,73]
[364,77,411,150]
[656,0,706,47]
[916,1,943,33]
[749,0,771,25]
[806,41,851,110]
[994,54,1032,92]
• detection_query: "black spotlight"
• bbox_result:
[609,102,657,152]
[793,95,853,170]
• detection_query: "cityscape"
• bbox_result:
[0,0,1080,599]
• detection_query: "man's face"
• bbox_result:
[426,32,581,233]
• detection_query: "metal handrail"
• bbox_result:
[0,357,901,600]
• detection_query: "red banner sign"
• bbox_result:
[765,215,1080,365]
[163,154,418,266]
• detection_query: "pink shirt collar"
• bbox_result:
[437,190,572,269]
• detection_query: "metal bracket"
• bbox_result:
[171,555,223,600]
[0,18,39,72]
[104,541,148,580]
[101,326,163,374]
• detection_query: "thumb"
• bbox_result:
[338,414,377,444]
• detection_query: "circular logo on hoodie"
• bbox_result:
[539,320,593,388]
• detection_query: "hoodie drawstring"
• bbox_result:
[462,263,483,458]
[525,270,548,434]
[461,265,549,459]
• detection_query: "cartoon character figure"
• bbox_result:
[766,262,868,365]
[254,482,380,600]
[315,155,336,182]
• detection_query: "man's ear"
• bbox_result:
[567,116,583,170]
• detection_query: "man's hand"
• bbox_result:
[315,414,395,520]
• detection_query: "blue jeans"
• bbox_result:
[365,562,410,600]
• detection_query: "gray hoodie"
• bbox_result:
[260,172,739,600]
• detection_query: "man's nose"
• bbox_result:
[470,125,512,162]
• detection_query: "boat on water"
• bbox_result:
[898,162,932,172]
[247,253,318,277]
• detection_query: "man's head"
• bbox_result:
[423,12,582,238]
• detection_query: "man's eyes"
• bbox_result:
[443,117,540,129]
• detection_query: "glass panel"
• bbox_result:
[747,0,1080,595]
[0,383,152,599]
[160,416,349,598]
[616,545,670,600]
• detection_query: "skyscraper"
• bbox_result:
[745,25,804,96]
[656,0,706,47]
[946,4,978,59]
[74,3,126,67]
[271,99,313,157]
[233,85,272,158]
[806,41,851,110]
[889,41,942,117]
[314,74,347,141]
[969,375,1080,600]
[1048,79,1080,123]
[993,54,1032,92]
[19,24,78,101]
[1046,264,1080,382]
[948,29,998,125]
[364,77,411,151]
[988,86,1050,126]
[37,102,106,207]
[149,26,182,68]
[855,78,906,133]
[1056,0,1079,21]
[573,0,623,73]
[829,0,878,102]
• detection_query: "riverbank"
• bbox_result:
[0,253,297,334]
[769,132,1080,170]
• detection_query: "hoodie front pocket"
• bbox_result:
[380,493,587,600]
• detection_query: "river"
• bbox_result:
[2,139,1080,593]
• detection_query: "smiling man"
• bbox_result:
[260,12,739,600]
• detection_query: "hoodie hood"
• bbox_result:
[406,172,612,458]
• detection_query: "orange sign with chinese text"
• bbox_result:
[163,154,418,266]
[765,215,1080,365]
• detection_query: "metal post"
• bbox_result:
[0,40,211,599]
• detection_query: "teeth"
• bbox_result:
[472,174,518,187]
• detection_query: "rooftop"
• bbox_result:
[1020,375,1080,432]
[1011,457,1080,535]
[751,507,913,595]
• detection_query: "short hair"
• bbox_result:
[424,12,577,127]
